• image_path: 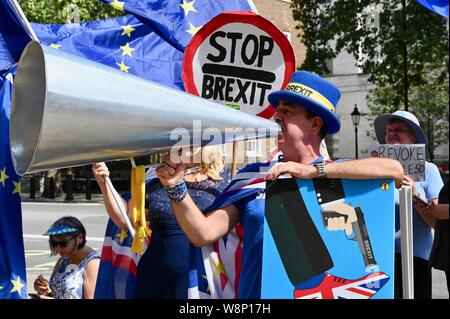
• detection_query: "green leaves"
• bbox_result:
[291,0,448,159]
[18,0,124,24]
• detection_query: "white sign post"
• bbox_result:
[399,186,414,299]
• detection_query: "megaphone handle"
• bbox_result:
[105,176,136,238]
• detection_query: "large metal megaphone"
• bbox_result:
[10,41,279,176]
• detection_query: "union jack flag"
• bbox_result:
[188,224,243,299]
[294,272,390,299]
[95,219,147,298]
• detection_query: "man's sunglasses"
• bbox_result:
[49,235,77,248]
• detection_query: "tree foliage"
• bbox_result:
[18,0,123,24]
[291,0,448,159]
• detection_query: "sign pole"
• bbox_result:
[399,185,414,299]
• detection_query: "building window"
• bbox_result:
[246,139,262,158]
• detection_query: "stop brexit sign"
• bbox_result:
[183,11,296,119]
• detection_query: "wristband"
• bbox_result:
[164,181,188,202]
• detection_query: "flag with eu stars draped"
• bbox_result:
[0,0,36,71]
[0,0,34,299]
[99,0,256,52]
[31,14,185,90]
[0,66,27,299]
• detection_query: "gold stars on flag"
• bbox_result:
[115,229,128,244]
[13,181,21,195]
[120,42,135,57]
[187,23,201,36]
[121,25,136,38]
[116,60,130,72]
[10,276,25,296]
[180,0,198,17]
[109,0,125,12]
[0,167,9,187]
[210,254,225,277]
[49,43,61,49]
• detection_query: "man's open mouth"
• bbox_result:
[275,119,285,137]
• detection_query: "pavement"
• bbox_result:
[21,192,104,204]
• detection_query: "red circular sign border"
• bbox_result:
[182,11,296,119]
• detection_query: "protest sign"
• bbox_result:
[183,11,296,119]
[369,144,426,181]
[262,178,395,299]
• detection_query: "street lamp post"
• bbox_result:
[351,104,361,159]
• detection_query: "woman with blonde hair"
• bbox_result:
[92,145,230,298]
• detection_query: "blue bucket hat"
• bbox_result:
[268,71,341,134]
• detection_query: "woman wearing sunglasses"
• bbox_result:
[32,216,100,299]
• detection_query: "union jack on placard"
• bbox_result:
[294,272,390,299]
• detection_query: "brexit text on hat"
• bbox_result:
[285,82,335,113]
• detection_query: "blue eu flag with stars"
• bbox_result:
[0,66,27,299]
[99,0,255,52]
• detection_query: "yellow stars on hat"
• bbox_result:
[115,229,128,244]
[10,276,25,296]
[116,60,130,72]
[49,43,61,49]
[13,181,21,195]
[109,0,125,12]
[180,0,198,17]
[120,42,135,57]
[187,23,201,36]
[0,167,9,187]
[121,25,136,38]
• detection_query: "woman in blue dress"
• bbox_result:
[93,146,230,298]
[33,216,100,299]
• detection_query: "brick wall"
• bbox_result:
[252,0,306,68]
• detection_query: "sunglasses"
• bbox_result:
[49,235,77,248]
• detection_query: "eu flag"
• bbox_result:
[0,0,33,299]
[0,0,34,70]
[99,0,255,51]
[31,15,185,90]
[0,66,27,299]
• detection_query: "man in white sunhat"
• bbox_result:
[374,110,444,299]
[156,71,404,299]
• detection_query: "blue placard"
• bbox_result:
[262,178,395,299]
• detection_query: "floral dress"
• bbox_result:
[49,251,100,299]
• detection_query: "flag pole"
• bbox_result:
[9,0,39,41]
[105,177,135,238]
